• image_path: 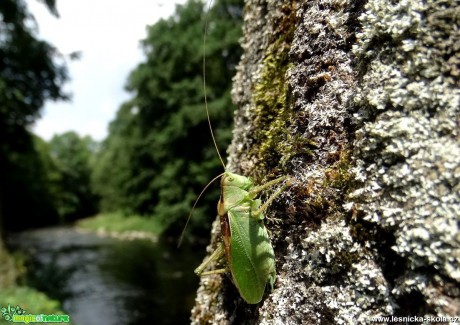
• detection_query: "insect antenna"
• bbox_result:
[203,0,226,169]
[177,172,224,247]
[178,0,226,247]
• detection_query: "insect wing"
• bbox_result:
[228,207,276,304]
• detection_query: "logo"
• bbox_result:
[1,304,70,323]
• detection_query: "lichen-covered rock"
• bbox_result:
[348,0,460,318]
[191,0,460,324]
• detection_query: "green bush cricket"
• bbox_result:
[179,0,290,305]
[193,172,289,304]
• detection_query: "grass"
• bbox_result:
[0,247,70,324]
[0,287,70,325]
[76,212,165,237]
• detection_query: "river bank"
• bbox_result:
[5,226,202,325]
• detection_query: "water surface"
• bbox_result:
[8,226,201,325]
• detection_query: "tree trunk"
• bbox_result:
[191,0,460,323]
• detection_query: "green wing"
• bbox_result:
[228,207,276,304]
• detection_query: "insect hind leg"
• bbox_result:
[194,242,227,276]
[253,180,290,218]
[249,175,287,197]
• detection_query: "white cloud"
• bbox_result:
[28,0,188,141]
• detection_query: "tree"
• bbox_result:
[48,132,98,221]
[1,134,61,230]
[191,0,460,323]
[92,0,244,236]
[0,0,68,231]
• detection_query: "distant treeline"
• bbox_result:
[0,0,243,237]
[2,132,98,230]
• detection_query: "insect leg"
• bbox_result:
[200,268,228,276]
[194,242,227,276]
[253,180,290,218]
[249,175,288,197]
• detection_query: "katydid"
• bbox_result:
[194,172,288,304]
[180,0,290,305]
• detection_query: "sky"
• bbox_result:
[28,0,188,141]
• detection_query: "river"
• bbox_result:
[7,226,203,325]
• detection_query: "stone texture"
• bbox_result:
[191,0,460,324]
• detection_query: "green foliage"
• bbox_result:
[2,131,98,230]
[47,132,99,221]
[0,0,67,154]
[0,287,67,325]
[1,134,60,230]
[92,0,244,237]
[1,242,68,324]
[0,0,68,231]
[0,245,24,289]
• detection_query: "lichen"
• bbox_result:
[348,0,460,317]
[191,0,460,323]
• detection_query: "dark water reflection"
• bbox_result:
[7,227,202,325]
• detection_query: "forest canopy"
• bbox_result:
[0,0,69,230]
[0,0,243,238]
[90,0,244,237]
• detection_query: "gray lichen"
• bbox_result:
[191,0,460,323]
[348,0,460,317]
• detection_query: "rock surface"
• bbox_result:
[191,0,460,323]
